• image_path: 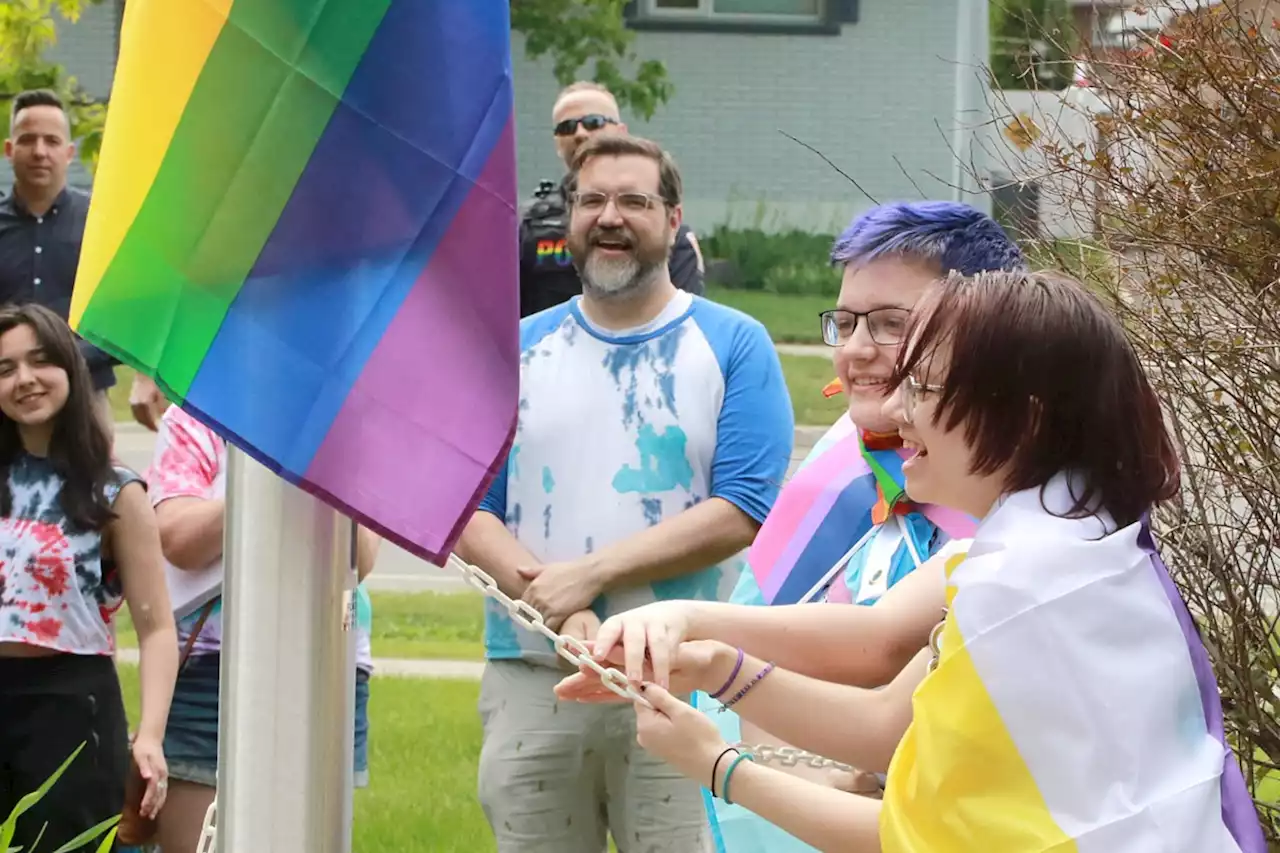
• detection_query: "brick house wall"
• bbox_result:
[5,0,971,236]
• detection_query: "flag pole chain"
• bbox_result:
[443,553,854,773]
[189,552,856,853]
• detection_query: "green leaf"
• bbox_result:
[0,743,85,853]
[47,815,119,853]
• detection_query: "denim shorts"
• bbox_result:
[164,654,371,788]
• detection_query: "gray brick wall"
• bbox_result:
[6,0,965,235]
[513,0,965,235]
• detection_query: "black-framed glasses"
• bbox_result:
[819,308,911,347]
[570,190,668,215]
[553,114,618,136]
[902,374,945,425]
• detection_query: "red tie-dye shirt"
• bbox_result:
[0,454,142,654]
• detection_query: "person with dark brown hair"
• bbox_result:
[558,270,1263,853]
[0,304,178,852]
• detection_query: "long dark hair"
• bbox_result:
[889,269,1180,529]
[0,304,117,531]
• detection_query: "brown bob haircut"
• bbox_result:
[890,269,1180,528]
[564,134,683,209]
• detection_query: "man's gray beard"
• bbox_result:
[580,251,663,300]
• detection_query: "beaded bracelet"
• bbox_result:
[709,647,745,700]
[721,752,755,805]
[719,662,775,712]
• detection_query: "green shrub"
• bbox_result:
[762,261,841,297]
[702,225,835,291]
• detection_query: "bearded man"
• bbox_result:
[457,134,794,853]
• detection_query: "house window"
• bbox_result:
[646,0,824,23]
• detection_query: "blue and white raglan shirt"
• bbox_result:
[481,290,794,666]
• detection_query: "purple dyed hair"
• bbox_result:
[830,201,1026,276]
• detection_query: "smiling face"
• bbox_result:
[565,153,679,299]
[882,336,1008,520]
[832,256,940,433]
[0,322,70,428]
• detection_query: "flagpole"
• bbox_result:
[954,0,993,214]
[215,446,356,853]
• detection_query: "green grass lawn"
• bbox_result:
[116,664,494,852]
[705,286,829,345]
[115,590,487,661]
[780,353,846,427]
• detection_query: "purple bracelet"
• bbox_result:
[719,662,776,712]
[709,647,745,700]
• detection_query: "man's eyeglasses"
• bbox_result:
[901,374,945,425]
[570,191,668,215]
[819,308,911,347]
[553,114,618,137]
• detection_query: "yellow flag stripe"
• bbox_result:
[880,575,1077,852]
[71,0,234,327]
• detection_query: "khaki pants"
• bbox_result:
[478,660,713,853]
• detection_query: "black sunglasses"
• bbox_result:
[553,114,618,137]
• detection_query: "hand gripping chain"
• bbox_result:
[193,554,853,850]
[443,553,854,773]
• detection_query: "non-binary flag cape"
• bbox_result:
[71,0,519,563]
[881,475,1266,853]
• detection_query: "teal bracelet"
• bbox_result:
[721,752,755,805]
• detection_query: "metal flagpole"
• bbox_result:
[213,445,357,853]
[953,0,993,215]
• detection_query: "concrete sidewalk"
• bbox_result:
[115,647,484,679]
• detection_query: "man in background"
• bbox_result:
[0,88,169,435]
[519,81,705,317]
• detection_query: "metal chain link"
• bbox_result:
[445,553,653,709]
[193,552,855,853]
[731,743,854,773]
[444,553,853,773]
[195,800,217,853]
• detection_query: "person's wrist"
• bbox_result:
[701,640,741,695]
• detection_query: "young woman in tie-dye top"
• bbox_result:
[146,403,381,853]
[0,304,178,852]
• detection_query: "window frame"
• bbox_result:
[625,0,858,36]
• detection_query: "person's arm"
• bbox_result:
[711,752,882,852]
[668,225,705,296]
[695,556,946,687]
[584,496,758,590]
[146,409,226,570]
[154,496,224,570]
[454,449,542,599]
[111,482,179,745]
[636,683,883,853]
[711,645,928,774]
[355,526,381,581]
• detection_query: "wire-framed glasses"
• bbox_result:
[819,308,911,347]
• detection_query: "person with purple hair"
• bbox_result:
[597,201,1026,851]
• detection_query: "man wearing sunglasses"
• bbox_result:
[519,81,704,318]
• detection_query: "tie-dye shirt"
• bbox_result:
[480,291,794,665]
[148,406,374,672]
[0,454,141,655]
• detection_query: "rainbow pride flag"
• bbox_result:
[881,475,1264,852]
[71,0,519,562]
[748,415,975,605]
